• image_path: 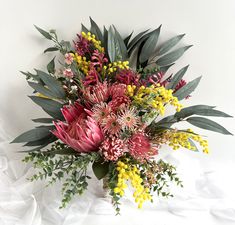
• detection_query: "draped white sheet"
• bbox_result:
[1,128,235,225]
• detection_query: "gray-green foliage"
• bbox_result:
[23,142,100,208]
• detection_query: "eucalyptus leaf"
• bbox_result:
[24,134,56,146]
[44,47,59,53]
[188,138,199,152]
[186,116,233,135]
[156,45,193,66]
[124,31,133,46]
[107,26,116,62]
[174,76,202,100]
[34,25,52,40]
[32,118,54,123]
[166,65,189,89]
[113,25,128,60]
[29,96,64,120]
[28,81,57,99]
[157,34,185,56]
[175,105,215,119]
[35,70,66,99]
[159,63,175,73]
[11,127,52,143]
[90,17,103,43]
[127,29,149,51]
[139,25,161,63]
[195,109,233,117]
[81,23,89,33]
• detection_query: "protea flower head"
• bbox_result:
[52,102,104,152]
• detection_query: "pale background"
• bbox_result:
[0,0,235,224]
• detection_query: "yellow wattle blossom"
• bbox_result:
[104,61,129,75]
[127,84,183,115]
[158,129,209,154]
[81,32,104,52]
[114,160,152,209]
[72,53,90,75]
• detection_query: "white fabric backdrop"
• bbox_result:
[0,0,235,224]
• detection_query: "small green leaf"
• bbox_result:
[107,26,116,62]
[156,45,193,66]
[166,65,189,89]
[187,138,199,152]
[29,96,64,120]
[157,34,185,56]
[34,25,52,40]
[44,47,59,53]
[174,76,202,100]
[47,57,55,74]
[139,25,161,63]
[186,116,233,135]
[11,127,52,143]
[35,70,66,99]
[92,161,110,180]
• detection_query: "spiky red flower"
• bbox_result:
[99,136,125,161]
[83,81,109,104]
[116,69,139,85]
[128,133,158,160]
[174,79,187,92]
[52,102,104,153]
[74,34,90,56]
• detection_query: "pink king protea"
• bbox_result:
[52,102,104,152]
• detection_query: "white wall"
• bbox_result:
[0,0,235,165]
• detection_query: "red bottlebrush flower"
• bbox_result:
[174,79,187,92]
[52,102,104,153]
[128,133,158,160]
[102,114,122,135]
[148,72,169,87]
[116,69,139,85]
[99,136,125,161]
[83,81,109,104]
[74,34,90,56]
[83,65,100,86]
[91,49,108,69]
[118,107,139,130]
[91,102,112,123]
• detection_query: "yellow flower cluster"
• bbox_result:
[81,32,104,52]
[114,161,152,209]
[127,84,183,115]
[103,61,129,74]
[165,129,209,154]
[73,53,90,75]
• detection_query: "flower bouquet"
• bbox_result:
[12,18,232,213]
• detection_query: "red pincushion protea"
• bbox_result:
[83,81,109,104]
[52,102,104,152]
[128,133,158,160]
[99,136,125,161]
